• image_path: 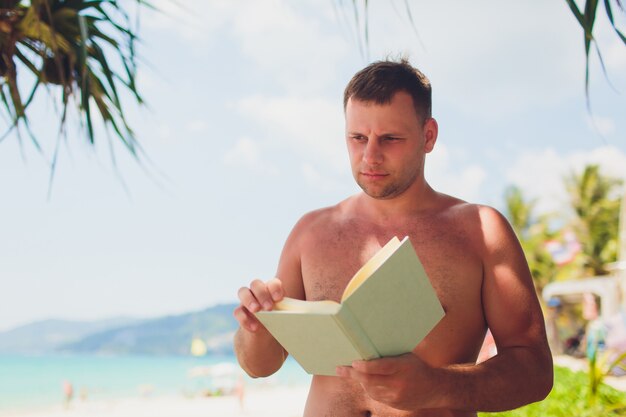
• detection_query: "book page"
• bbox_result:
[341,236,403,301]
[342,237,445,356]
[255,311,366,375]
[273,297,340,314]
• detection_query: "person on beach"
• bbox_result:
[233,59,553,417]
[62,380,73,409]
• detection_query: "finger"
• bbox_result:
[336,366,388,387]
[351,357,400,375]
[233,305,260,332]
[266,278,285,302]
[250,279,274,311]
[237,286,261,313]
[336,365,357,379]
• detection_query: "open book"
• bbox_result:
[255,236,445,376]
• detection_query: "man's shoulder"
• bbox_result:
[287,197,355,244]
[293,199,348,231]
[441,198,518,256]
[437,195,512,238]
[437,194,505,221]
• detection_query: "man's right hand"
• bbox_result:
[234,278,285,332]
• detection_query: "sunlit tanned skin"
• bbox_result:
[233,62,553,416]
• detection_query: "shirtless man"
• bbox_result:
[234,59,553,417]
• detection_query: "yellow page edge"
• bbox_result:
[340,236,405,301]
[272,297,340,314]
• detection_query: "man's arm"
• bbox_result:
[337,206,553,411]
[233,277,288,378]
[446,205,553,410]
[233,218,307,378]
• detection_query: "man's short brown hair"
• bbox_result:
[343,59,432,120]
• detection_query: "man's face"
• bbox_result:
[345,91,437,200]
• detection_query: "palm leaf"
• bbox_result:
[604,0,626,44]
[339,1,428,60]
[13,48,42,110]
[1,0,151,178]
[77,13,94,143]
[14,46,39,76]
[564,0,625,108]
[91,40,121,108]
[17,5,72,53]
[0,87,16,133]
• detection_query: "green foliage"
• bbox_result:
[504,164,622,291]
[587,343,626,407]
[0,0,150,160]
[563,0,626,106]
[504,185,559,293]
[566,165,622,276]
[505,186,535,237]
[479,366,626,417]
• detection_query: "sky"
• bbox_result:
[0,0,625,332]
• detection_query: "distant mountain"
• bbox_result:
[59,303,239,356]
[0,317,141,354]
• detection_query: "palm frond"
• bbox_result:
[604,0,626,44]
[0,0,150,169]
[564,0,626,108]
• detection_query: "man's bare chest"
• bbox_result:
[299,221,487,365]
[299,224,483,309]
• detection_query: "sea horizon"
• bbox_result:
[0,353,310,415]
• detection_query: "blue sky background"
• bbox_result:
[0,0,624,331]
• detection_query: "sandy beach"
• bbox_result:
[7,385,309,417]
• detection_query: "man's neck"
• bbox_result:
[355,182,439,223]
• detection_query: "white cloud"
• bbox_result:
[185,120,208,133]
[605,40,626,72]
[586,114,616,136]
[506,146,626,214]
[427,144,488,203]
[230,0,349,94]
[363,1,586,118]
[566,146,626,180]
[592,13,626,74]
[301,163,343,192]
[237,95,346,170]
[506,148,569,213]
[145,0,348,93]
[156,124,172,142]
[222,137,278,175]
[143,0,238,44]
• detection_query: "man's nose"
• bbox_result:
[363,139,383,165]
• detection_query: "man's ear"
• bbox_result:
[423,118,438,153]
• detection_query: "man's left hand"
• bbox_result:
[336,353,438,411]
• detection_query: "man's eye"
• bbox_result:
[352,135,366,141]
[384,137,399,141]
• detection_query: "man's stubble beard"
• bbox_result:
[356,167,421,201]
[357,180,404,200]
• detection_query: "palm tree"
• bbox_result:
[504,185,535,238]
[504,186,560,294]
[566,164,622,276]
[0,0,148,162]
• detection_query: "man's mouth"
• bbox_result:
[361,172,388,178]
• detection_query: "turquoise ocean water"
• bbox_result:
[0,354,311,415]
